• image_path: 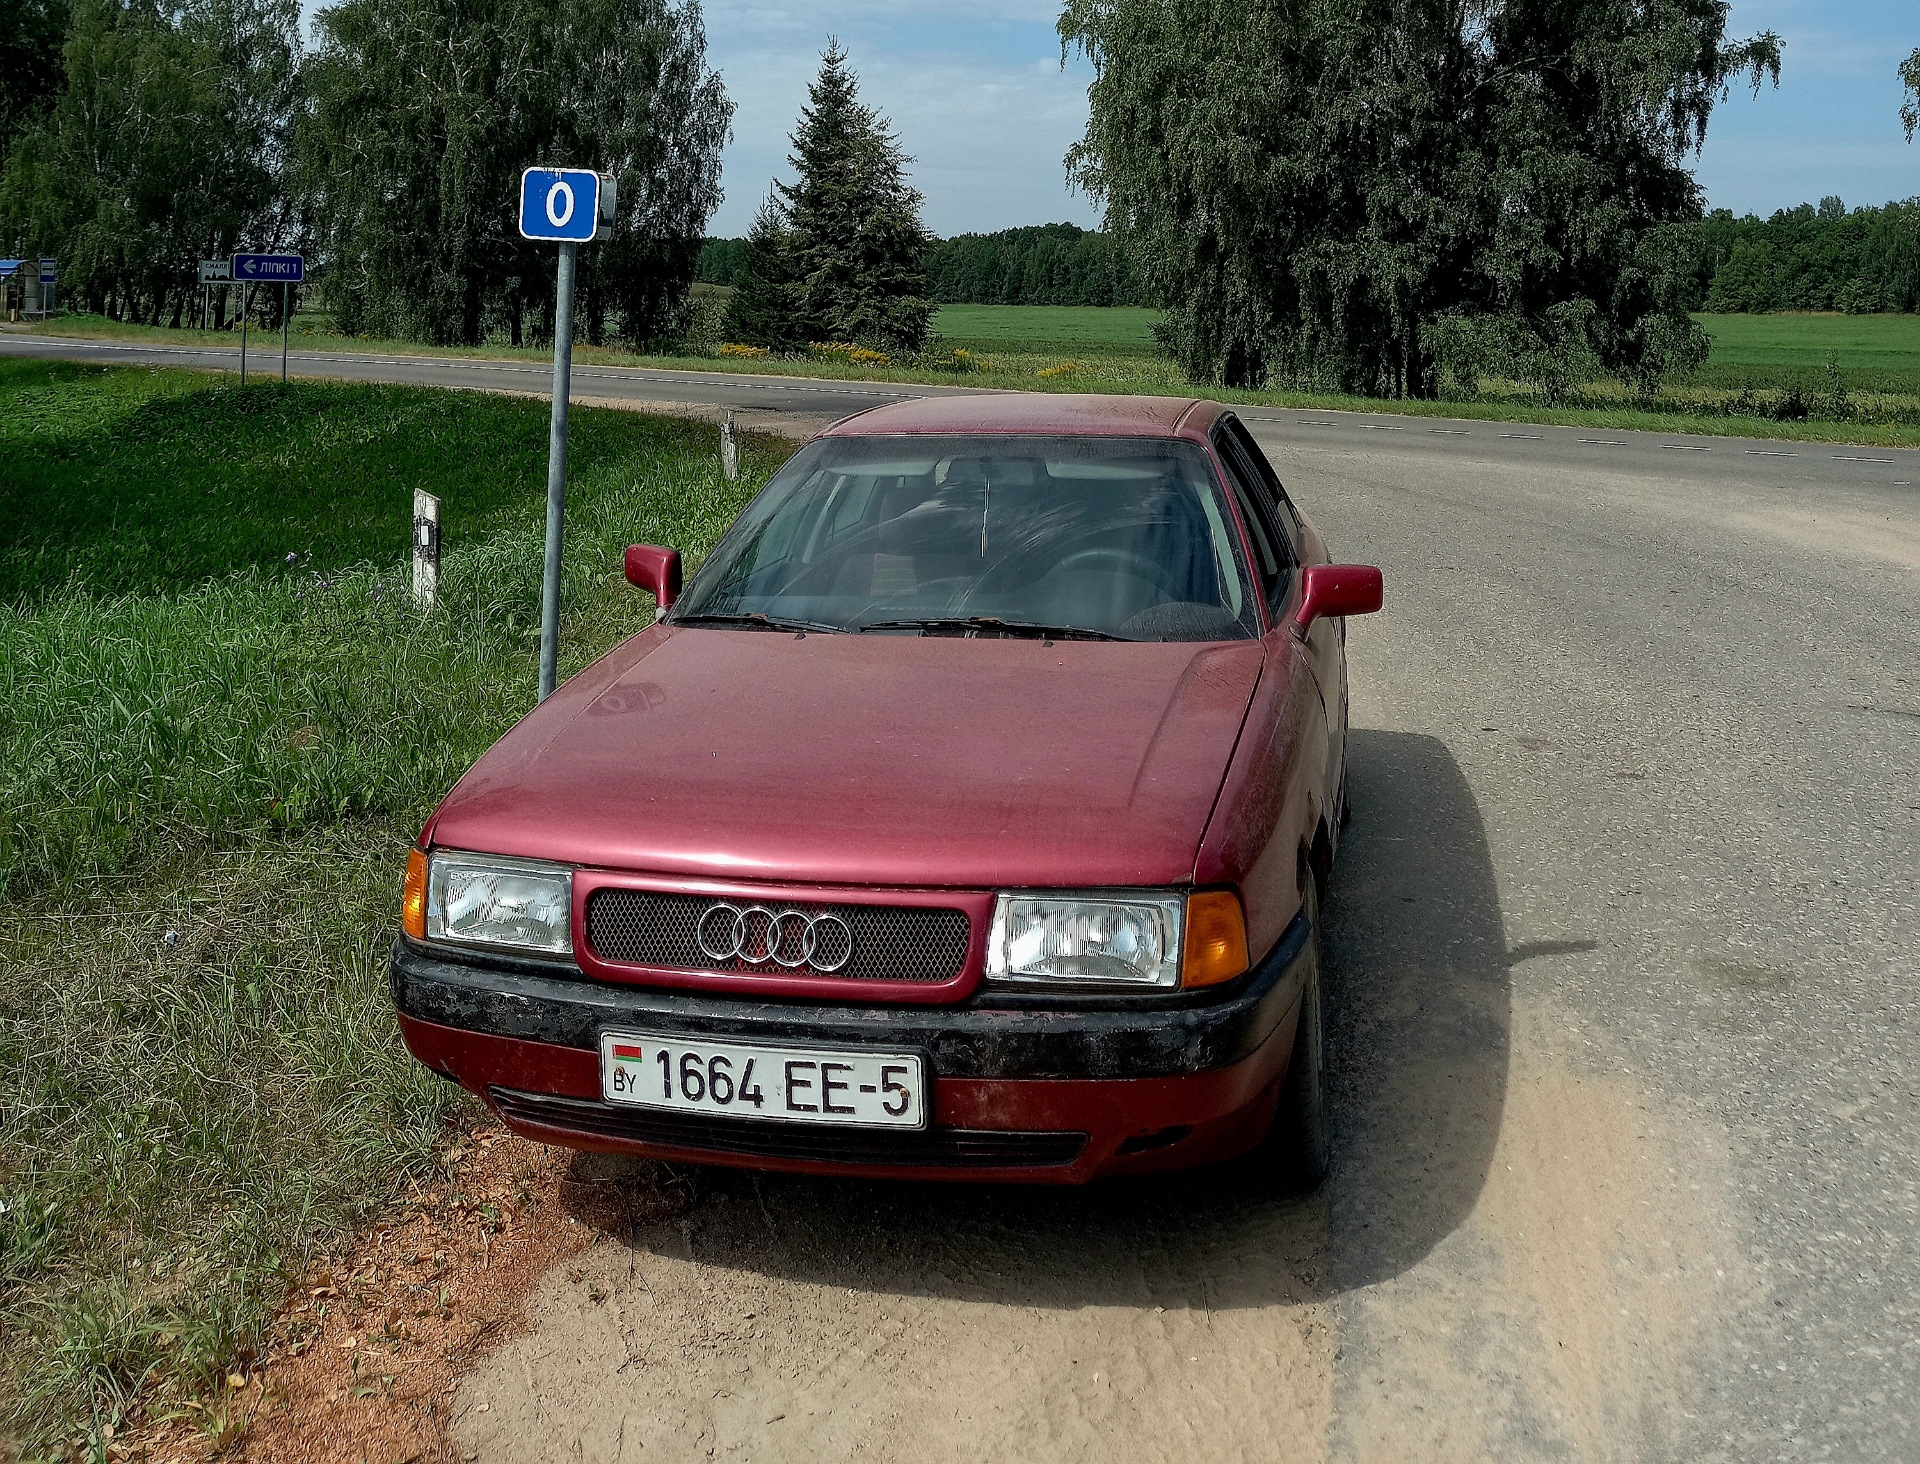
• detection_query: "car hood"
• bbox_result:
[427,626,1266,889]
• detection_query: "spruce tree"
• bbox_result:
[725,41,932,354]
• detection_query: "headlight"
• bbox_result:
[425,851,573,957]
[985,892,1185,990]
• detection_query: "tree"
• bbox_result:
[0,0,70,152]
[726,42,932,353]
[1902,48,1920,143]
[0,0,299,321]
[1060,0,1782,397]
[298,0,729,347]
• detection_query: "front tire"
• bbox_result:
[1266,881,1331,1189]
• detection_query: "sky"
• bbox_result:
[695,0,1920,238]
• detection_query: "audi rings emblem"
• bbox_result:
[696,902,854,972]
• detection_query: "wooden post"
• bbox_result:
[413,489,441,608]
[720,409,739,481]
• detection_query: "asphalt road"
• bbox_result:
[11,329,1917,1458]
[0,330,979,429]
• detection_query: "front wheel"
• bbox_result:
[1263,881,1331,1189]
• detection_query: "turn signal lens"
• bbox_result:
[402,848,428,939]
[1182,890,1249,988]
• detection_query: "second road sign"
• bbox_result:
[232,253,304,283]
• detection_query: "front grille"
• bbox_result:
[491,1088,1087,1168]
[584,889,970,984]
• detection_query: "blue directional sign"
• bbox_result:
[39,259,56,284]
[519,168,601,242]
[232,252,304,283]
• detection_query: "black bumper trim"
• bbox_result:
[389,914,1310,1081]
[490,1087,1088,1167]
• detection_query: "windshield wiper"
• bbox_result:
[857,616,1125,642]
[670,611,846,635]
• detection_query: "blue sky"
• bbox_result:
[698,0,1920,237]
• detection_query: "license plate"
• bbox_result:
[598,1032,927,1129]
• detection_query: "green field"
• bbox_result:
[20,306,1920,443]
[0,360,777,1449]
[932,303,1161,350]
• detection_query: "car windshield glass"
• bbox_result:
[669,434,1258,641]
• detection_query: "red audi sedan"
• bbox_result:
[392,394,1381,1185]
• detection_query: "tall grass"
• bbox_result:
[0,364,777,1448]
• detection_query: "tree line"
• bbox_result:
[701,222,1151,308]
[1693,200,1920,315]
[0,0,731,347]
[707,205,1920,317]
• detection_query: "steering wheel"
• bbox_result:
[1050,547,1181,598]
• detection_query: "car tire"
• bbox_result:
[1265,880,1331,1190]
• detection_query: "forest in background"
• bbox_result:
[701,202,1920,316]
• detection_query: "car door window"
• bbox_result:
[1222,418,1304,561]
[1212,429,1291,617]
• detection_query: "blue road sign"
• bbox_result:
[39,260,55,284]
[232,252,304,283]
[519,169,600,242]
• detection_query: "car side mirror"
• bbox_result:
[624,545,682,611]
[1293,563,1383,636]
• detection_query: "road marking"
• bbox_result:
[1576,439,1624,445]
[1661,444,1711,451]
[1746,450,1795,457]
[1429,428,1471,435]
[1503,433,1546,440]
[1297,420,1335,426]
[1834,456,1897,464]
[1358,423,1399,430]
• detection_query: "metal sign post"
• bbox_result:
[198,260,230,330]
[518,166,616,701]
[230,253,304,385]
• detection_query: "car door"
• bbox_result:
[1202,422,1333,955]
[1216,418,1350,796]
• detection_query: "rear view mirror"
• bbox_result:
[1293,563,1383,635]
[624,545,682,611]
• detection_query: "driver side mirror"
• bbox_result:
[624,545,682,611]
[1292,563,1383,636]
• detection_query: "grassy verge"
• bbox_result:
[15,309,1920,448]
[0,360,778,1452]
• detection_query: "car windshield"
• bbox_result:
[669,434,1258,641]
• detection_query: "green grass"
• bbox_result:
[0,361,779,1449]
[19,308,1920,445]
[931,303,1161,351]
[1688,312,1920,394]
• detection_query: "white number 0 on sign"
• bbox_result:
[518,168,602,243]
[599,1033,927,1129]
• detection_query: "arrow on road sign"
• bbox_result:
[231,252,304,283]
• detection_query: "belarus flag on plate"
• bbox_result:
[611,1043,644,1062]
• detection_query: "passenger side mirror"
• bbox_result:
[624,545,682,611]
[1293,563,1383,636]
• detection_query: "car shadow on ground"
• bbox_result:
[562,729,1513,1312]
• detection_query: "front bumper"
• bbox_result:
[390,914,1311,1183]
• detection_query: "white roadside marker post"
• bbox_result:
[518,166,616,702]
[721,409,739,480]
[413,489,441,608]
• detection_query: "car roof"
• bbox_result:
[822,392,1221,440]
